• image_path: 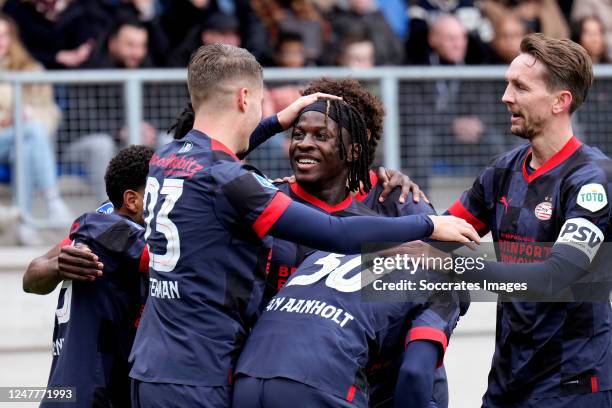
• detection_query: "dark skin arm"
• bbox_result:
[23,244,104,295]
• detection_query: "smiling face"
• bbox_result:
[501,53,557,139]
[289,111,351,189]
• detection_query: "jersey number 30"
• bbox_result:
[144,177,184,272]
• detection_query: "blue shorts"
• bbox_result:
[232,375,368,408]
[131,379,231,408]
[482,390,612,408]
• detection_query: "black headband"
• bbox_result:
[298,99,355,130]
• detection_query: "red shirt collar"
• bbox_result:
[522,136,582,183]
[289,182,354,213]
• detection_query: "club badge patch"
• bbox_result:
[577,183,607,212]
[534,201,553,220]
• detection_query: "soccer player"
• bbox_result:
[169,77,450,407]
[129,44,478,408]
[443,34,612,406]
[229,83,456,407]
[24,145,153,407]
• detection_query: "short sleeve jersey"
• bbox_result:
[129,130,292,387]
[447,137,612,401]
[236,249,459,402]
[44,211,147,408]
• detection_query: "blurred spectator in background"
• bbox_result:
[479,0,569,39]
[252,0,330,64]
[0,14,71,244]
[2,0,94,68]
[84,0,169,66]
[273,31,307,68]
[167,12,240,67]
[330,0,403,65]
[403,14,507,179]
[337,33,375,69]
[572,16,608,63]
[485,14,526,64]
[407,0,491,64]
[84,19,153,68]
[424,14,472,65]
[162,0,267,60]
[571,0,612,62]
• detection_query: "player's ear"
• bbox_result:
[123,189,139,213]
[237,87,249,113]
[552,90,572,114]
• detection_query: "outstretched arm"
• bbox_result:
[267,200,479,254]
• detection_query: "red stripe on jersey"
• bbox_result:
[591,376,599,393]
[354,170,379,202]
[290,182,353,213]
[253,192,292,238]
[406,327,448,368]
[447,200,488,235]
[59,235,72,248]
[139,244,150,275]
[346,385,356,402]
[211,139,240,162]
[522,136,582,183]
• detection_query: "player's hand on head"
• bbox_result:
[58,243,104,282]
[376,167,430,204]
[276,92,343,129]
[428,215,480,244]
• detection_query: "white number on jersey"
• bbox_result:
[143,177,185,272]
[286,253,367,293]
[55,280,73,324]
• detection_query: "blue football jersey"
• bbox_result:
[447,137,612,402]
[236,250,459,403]
[129,130,293,387]
[44,211,147,408]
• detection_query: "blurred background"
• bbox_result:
[0,0,611,406]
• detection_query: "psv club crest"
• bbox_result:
[534,200,553,221]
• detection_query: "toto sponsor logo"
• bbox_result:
[534,201,553,220]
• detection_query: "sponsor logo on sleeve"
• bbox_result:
[253,173,277,190]
[556,217,604,262]
[577,183,607,212]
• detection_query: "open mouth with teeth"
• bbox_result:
[294,157,320,170]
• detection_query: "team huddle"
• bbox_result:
[24,34,612,408]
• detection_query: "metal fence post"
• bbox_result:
[12,81,27,221]
[124,77,143,145]
[381,74,401,170]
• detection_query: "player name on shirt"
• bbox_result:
[149,277,181,299]
[265,296,355,328]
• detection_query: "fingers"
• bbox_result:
[271,176,294,184]
[401,179,415,204]
[376,166,390,184]
[309,92,342,102]
[59,246,104,278]
[419,190,431,204]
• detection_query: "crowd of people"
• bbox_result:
[0,0,609,71]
